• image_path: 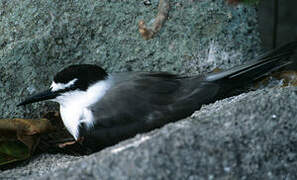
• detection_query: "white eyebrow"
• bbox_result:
[50,78,78,91]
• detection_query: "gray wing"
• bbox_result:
[89,72,219,128]
[80,72,219,150]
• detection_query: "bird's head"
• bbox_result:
[17,64,108,106]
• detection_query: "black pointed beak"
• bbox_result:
[17,89,59,107]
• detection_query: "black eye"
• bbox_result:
[56,85,76,94]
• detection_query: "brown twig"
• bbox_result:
[138,0,169,40]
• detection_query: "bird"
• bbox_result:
[18,41,297,152]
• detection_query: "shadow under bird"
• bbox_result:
[18,41,297,152]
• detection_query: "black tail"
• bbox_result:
[205,41,297,85]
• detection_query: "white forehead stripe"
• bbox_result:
[50,78,78,91]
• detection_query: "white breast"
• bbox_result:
[52,77,112,140]
[59,105,89,140]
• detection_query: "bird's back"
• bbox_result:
[90,72,218,125]
[80,72,219,150]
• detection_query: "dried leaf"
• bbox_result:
[0,118,54,167]
[0,141,29,166]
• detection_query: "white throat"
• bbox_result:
[51,76,112,140]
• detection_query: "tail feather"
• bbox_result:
[228,52,292,80]
[205,41,297,83]
[256,40,297,60]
